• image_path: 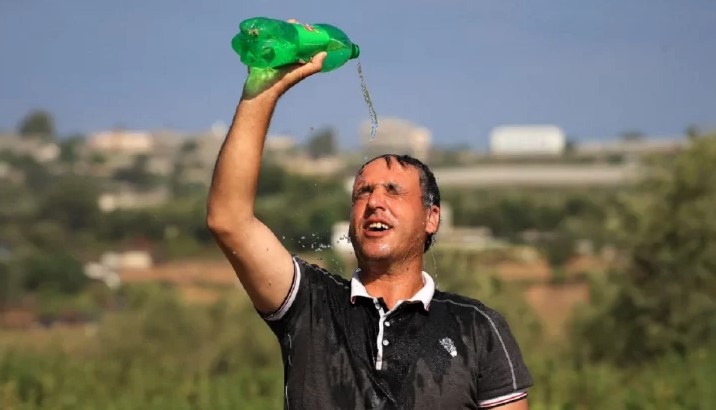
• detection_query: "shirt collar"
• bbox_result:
[350,269,435,311]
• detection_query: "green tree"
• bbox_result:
[20,251,87,294]
[37,176,100,232]
[538,234,575,274]
[578,132,716,364]
[18,110,55,140]
[305,127,338,158]
[180,139,198,154]
[112,154,159,189]
[0,257,20,310]
[4,154,52,191]
[58,134,85,164]
[256,160,288,196]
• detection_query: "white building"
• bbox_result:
[575,136,688,156]
[87,130,154,155]
[97,186,170,212]
[361,118,432,161]
[489,125,566,156]
[0,133,60,163]
[265,135,296,153]
[84,250,153,289]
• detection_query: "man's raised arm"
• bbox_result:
[206,52,326,314]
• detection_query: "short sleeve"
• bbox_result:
[259,256,308,339]
[259,256,349,342]
[476,309,533,408]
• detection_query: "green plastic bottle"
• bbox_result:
[231,17,360,72]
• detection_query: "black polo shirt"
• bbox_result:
[261,257,533,409]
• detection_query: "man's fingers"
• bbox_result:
[311,51,328,65]
[301,52,326,75]
[304,51,327,73]
[285,52,326,82]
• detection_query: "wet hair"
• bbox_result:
[357,154,441,252]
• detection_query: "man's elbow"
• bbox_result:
[205,202,232,232]
[206,212,225,237]
[206,206,253,238]
[206,212,236,237]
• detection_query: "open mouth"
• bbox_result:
[365,221,392,233]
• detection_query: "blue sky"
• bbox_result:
[1,0,715,149]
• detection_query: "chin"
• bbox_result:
[355,243,392,261]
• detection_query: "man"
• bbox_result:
[207,51,533,409]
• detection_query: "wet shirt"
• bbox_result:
[261,257,533,409]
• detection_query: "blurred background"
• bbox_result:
[1,1,715,409]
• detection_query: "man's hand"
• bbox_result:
[241,19,326,99]
[242,50,327,99]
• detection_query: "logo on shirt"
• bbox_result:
[439,337,457,357]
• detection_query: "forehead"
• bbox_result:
[353,159,420,187]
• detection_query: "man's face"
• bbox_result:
[348,159,439,265]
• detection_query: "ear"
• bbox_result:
[425,205,440,234]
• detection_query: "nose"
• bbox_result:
[367,189,387,210]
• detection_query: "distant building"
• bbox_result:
[434,202,503,249]
[84,250,154,289]
[282,155,347,176]
[575,136,688,156]
[0,161,24,184]
[0,133,59,162]
[188,128,226,181]
[150,129,185,158]
[360,118,431,161]
[432,164,634,187]
[84,128,178,178]
[490,125,566,156]
[265,135,296,153]
[162,126,226,185]
[87,129,154,155]
[98,186,170,212]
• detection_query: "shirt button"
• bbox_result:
[384,321,391,327]
[383,339,389,346]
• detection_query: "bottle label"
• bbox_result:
[301,23,318,33]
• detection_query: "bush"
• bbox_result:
[19,252,87,294]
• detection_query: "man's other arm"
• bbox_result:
[206,53,326,314]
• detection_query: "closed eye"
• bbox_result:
[384,182,402,195]
[352,186,372,201]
